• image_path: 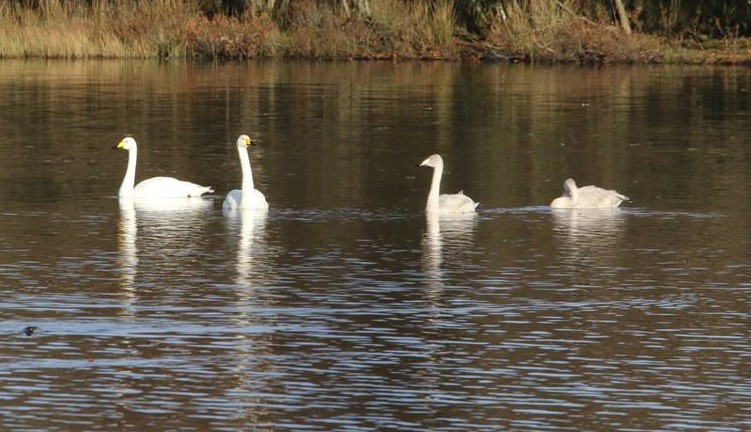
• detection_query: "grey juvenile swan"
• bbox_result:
[550,178,628,209]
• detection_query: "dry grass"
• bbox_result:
[483,0,666,63]
[0,0,747,63]
[369,0,457,58]
[0,0,104,58]
[0,0,198,59]
[283,1,360,58]
[281,0,457,59]
[183,14,282,59]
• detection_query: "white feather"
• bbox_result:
[419,154,478,213]
[550,178,628,209]
[115,137,212,198]
[223,134,269,212]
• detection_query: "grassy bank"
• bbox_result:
[0,0,749,63]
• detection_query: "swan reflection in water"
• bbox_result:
[117,199,138,306]
[223,207,274,410]
[551,208,626,282]
[116,197,213,309]
[422,212,477,290]
[224,208,269,287]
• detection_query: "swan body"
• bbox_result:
[223,134,269,212]
[550,178,628,209]
[115,137,213,198]
[419,154,478,213]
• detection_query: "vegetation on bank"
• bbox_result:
[0,0,750,63]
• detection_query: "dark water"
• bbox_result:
[1,61,751,430]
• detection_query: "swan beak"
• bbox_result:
[113,140,125,150]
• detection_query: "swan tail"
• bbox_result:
[609,191,629,207]
[187,186,213,197]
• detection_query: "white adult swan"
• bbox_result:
[550,178,628,209]
[115,137,213,198]
[223,134,269,211]
[418,154,478,213]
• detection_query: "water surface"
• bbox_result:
[1,61,751,430]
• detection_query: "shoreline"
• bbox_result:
[1,0,750,65]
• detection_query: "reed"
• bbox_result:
[282,0,356,59]
[0,0,747,63]
[0,0,198,59]
[183,13,282,59]
[484,0,666,63]
[409,0,457,56]
[486,0,571,60]
[281,0,457,59]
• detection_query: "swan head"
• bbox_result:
[419,154,443,169]
[236,134,252,148]
[563,178,578,193]
[115,137,137,151]
[550,178,579,208]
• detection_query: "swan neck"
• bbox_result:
[569,183,580,206]
[119,147,137,197]
[238,145,255,203]
[425,161,443,212]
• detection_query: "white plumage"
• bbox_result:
[115,137,213,198]
[223,134,269,212]
[550,178,628,209]
[419,154,478,214]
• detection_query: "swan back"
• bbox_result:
[223,189,269,212]
[550,178,628,209]
[133,176,213,198]
[577,185,629,208]
[439,191,479,213]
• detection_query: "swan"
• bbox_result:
[550,178,629,209]
[223,134,269,212]
[418,154,478,213]
[115,137,213,198]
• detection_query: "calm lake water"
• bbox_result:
[1,60,751,431]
